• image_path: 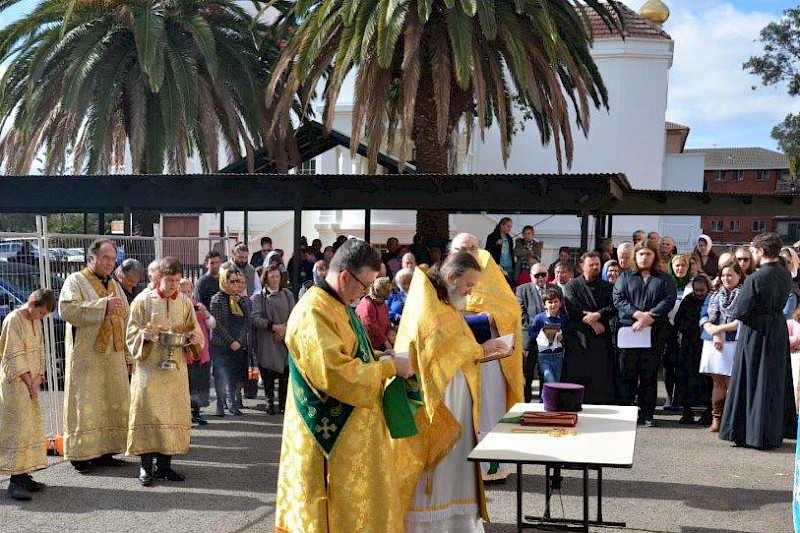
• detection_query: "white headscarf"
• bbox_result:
[697,234,713,256]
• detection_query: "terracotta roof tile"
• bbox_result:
[588,1,672,41]
[683,147,789,170]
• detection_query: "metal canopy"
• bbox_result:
[610,189,800,217]
[220,121,417,175]
[0,173,628,214]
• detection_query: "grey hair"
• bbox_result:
[147,259,160,275]
[617,242,634,255]
[87,239,116,261]
[394,267,414,284]
[115,258,143,278]
[449,233,479,253]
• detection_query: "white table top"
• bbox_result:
[468,403,638,468]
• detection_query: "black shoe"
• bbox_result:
[20,475,45,492]
[698,410,713,426]
[7,482,32,501]
[154,468,185,482]
[139,467,154,487]
[678,412,695,424]
[71,460,92,474]
[193,413,208,425]
[266,403,275,416]
[644,418,658,427]
[229,407,243,416]
[93,454,125,467]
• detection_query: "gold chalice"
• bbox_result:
[157,330,188,371]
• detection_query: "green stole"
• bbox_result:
[289,305,419,456]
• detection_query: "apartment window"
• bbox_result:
[713,170,726,182]
[297,159,317,175]
[757,170,769,181]
[729,220,741,232]
[710,220,723,232]
[732,170,744,181]
[752,220,766,232]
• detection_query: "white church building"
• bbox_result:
[177,0,704,262]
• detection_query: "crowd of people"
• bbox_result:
[0,226,796,533]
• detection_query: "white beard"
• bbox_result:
[447,285,467,311]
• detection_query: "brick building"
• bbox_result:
[683,147,790,245]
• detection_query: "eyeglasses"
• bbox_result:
[533,273,548,278]
[347,270,370,295]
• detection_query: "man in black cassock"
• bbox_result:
[720,232,798,449]
[562,251,617,404]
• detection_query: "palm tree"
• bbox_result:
[267,0,621,240]
[0,0,266,234]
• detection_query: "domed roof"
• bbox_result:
[639,0,670,26]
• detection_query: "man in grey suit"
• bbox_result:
[516,263,558,401]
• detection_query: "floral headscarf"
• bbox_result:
[367,276,393,303]
[219,263,244,316]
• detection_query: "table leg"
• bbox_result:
[597,467,603,522]
[517,463,523,533]
[544,465,552,519]
[582,467,589,533]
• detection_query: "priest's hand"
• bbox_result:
[582,311,601,325]
[186,331,200,345]
[393,356,414,379]
[589,322,605,336]
[142,324,156,341]
[106,296,124,314]
[482,337,511,357]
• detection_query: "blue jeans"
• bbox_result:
[538,352,564,386]
[211,346,238,411]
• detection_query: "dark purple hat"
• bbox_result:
[542,382,584,412]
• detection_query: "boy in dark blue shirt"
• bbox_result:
[529,289,569,386]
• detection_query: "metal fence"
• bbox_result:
[0,217,230,447]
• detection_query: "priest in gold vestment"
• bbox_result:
[275,239,414,533]
[127,257,203,486]
[394,252,511,532]
[59,239,131,474]
[0,289,56,500]
[450,233,523,482]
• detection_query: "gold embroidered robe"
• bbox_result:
[275,286,401,533]
[0,309,47,475]
[392,269,487,518]
[467,249,524,408]
[59,270,130,461]
[126,291,202,456]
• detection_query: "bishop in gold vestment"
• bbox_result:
[275,284,403,533]
[60,252,131,469]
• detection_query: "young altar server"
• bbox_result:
[394,252,511,532]
[0,289,56,500]
[274,239,414,533]
[126,257,203,486]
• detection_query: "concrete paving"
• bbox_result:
[1,388,794,533]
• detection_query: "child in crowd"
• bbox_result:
[529,289,568,386]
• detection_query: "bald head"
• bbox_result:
[401,252,416,270]
[450,233,480,261]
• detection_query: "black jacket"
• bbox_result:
[612,270,677,329]
[486,230,514,274]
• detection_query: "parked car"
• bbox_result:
[0,262,66,390]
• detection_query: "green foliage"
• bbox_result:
[268,0,622,173]
[0,0,267,175]
[746,7,800,177]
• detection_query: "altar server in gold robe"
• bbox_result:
[59,239,130,474]
[394,252,510,532]
[274,238,414,533]
[450,233,523,483]
[0,289,56,500]
[126,257,203,487]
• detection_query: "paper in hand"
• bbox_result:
[617,326,651,349]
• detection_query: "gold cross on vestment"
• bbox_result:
[315,417,337,439]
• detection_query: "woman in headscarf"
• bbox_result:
[355,276,395,350]
[264,250,289,288]
[662,254,694,412]
[693,234,718,278]
[252,265,296,415]
[209,263,250,416]
[602,259,621,285]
